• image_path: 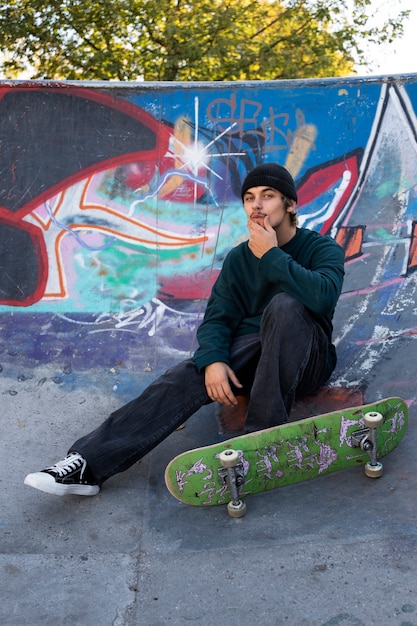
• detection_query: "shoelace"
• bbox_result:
[48,454,85,478]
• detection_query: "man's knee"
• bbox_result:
[261,294,313,340]
[263,293,304,320]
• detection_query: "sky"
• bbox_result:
[358,0,417,76]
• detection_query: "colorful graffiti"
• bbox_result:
[0,77,416,410]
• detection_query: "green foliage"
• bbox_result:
[0,0,410,81]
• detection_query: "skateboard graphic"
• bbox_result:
[165,397,408,517]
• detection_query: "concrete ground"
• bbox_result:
[1,367,416,626]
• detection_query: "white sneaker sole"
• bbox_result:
[24,472,100,496]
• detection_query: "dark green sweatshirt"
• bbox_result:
[194,227,345,381]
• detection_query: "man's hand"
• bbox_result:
[204,361,243,406]
[248,215,277,258]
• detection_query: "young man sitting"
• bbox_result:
[24,163,345,496]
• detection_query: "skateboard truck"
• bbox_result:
[218,449,247,518]
[350,411,384,478]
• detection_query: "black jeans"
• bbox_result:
[71,293,330,484]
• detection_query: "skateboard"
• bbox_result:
[165,397,408,517]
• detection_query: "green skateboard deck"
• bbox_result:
[165,397,408,515]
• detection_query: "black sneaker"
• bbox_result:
[24,452,100,496]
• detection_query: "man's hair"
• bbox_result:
[283,195,298,226]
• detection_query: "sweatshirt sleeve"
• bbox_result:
[258,234,345,316]
[193,254,243,372]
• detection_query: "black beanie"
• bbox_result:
[241,163,298,202]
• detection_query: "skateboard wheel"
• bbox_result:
[227,500,247,518]
[219,449,239,467]
[365,461,383,478]
[364,411,383,429]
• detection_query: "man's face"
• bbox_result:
[242,186,292,230]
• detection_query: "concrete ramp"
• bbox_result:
[0,77,416,412]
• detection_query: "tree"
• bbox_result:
[0,0,410,81]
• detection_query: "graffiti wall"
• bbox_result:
[1,76,417,411]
